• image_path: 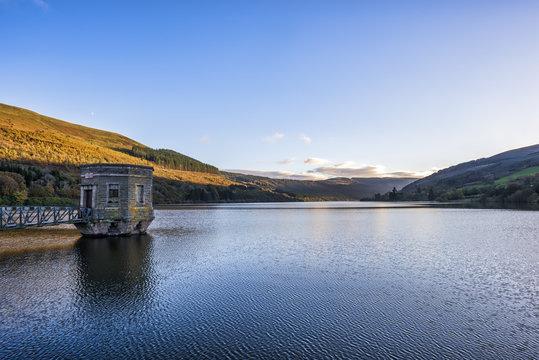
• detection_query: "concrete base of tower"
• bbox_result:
[75,217,154,237]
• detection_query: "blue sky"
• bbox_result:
[1,0,538,179]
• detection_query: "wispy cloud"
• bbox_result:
[225,169,326,181]
[304,157,330,165]
[277,157,296,165]
[32,0,48,10]
[226,163,433,181]
[311,162,432,178]
[299,133,311,143]
[263,132,284,143]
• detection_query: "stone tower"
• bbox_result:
[75,163,154,236]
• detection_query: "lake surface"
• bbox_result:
[0,202,537,359]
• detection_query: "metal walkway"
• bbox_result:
[0,206,92,230]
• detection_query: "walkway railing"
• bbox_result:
[0,207,92,230]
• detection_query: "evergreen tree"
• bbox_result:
[428,187,435,201]
[389,187,397,201]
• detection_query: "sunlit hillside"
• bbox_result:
[0,103,233,186]
[0,103,426,205]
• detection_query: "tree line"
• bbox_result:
[128,146,219,174]
[371,174,539,209]
[0,163,77,206]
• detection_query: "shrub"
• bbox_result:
[0,175,19,196]
[29,183,55,197]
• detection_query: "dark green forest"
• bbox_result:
[371,174,539,209]
[127,146,219,174]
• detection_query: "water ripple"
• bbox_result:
[0,206,537,359]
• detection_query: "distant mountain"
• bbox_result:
[403,144,539,192]
[0,103,416,204]
[4,103,536,206]
[225,173,416,200]
[395,144,539,209]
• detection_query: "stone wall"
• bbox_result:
[77,163,154,236]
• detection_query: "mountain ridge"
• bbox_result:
[0,102,232,185]
[403,144,539,192]
[223,172,415,200]
[0,103,412,204]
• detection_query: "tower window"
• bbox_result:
[137,185,144,204]
[108,184,119,204]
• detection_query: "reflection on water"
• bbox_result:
[0,204,537,359]
[75,235,155,306]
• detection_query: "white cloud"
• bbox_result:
[263,132,284,143]
[225,162,434,181]
[311,162,432,178]
[304,157,331,165]
[312,163,381,177]
[299,133,311,143]
[225,169,327,181]
[277,157,296,165]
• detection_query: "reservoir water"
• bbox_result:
[0,202,537,359]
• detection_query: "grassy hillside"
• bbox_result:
[402,144,539,192]
[494,166,539,184]
[0,103,143,150]
[0,103,231,185]
[397,145,539,208]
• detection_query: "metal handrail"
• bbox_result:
[0,206,92,230]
